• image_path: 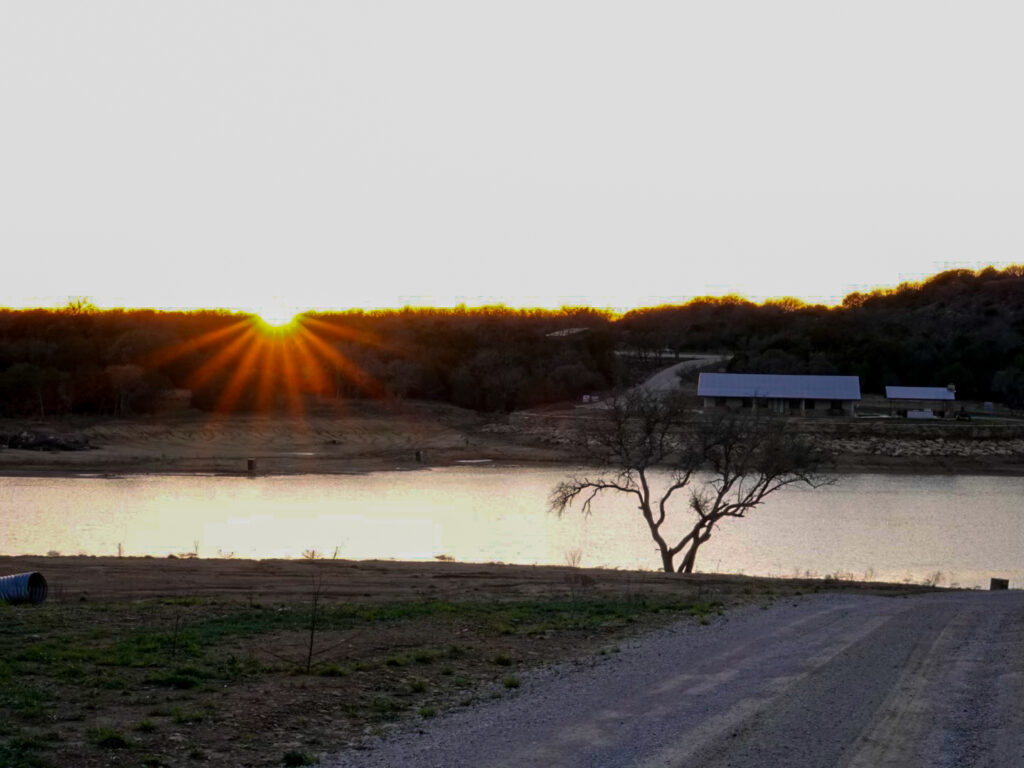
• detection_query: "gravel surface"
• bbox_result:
[633,355,730,395]
[325,591,1024,768]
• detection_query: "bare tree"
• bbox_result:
[549,391,831,574]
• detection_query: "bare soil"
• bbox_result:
[0,556,936,768]
[0,555,934,605]
[1,401,1022,477]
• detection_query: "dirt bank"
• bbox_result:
[0,403,1022,477]
[0,555,935,605]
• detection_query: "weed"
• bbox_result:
[502,676,521,689]
[491,653,513,666]
[369,696,405,720]
[146,668,205,690]
[135,719,158,732]
[408,678,428,693]
[89,727,130,748]
[316,663,347,677]
[282,750,317,766]
[563,548,583,568]
[419,706,437,718]
[0,731,48,768]
[172,707,205,724]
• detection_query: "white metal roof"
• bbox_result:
[698,373,861,400]
[885,386,956,401]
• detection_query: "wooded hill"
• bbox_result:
[1,266,1022,417]
[620,266,1024,408]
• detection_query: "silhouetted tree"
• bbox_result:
[550,391,831,573]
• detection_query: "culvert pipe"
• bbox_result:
[0,572,48,605]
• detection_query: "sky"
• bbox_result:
[2,2,1023,316]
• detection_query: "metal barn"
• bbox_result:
[697,373,862,416]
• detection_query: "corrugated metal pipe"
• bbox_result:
[0,572,48,605]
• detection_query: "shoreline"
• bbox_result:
[1,407,1022,478]
[1,450,1022,478]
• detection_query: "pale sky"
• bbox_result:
[2,2,1022,315]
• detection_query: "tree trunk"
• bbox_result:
[660,547,675,573]
[678,544,698,574]
[678,525,714,574]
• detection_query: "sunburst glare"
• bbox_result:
[255,307,301,330]
[142,313,390,416]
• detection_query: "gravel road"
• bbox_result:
[326,591,1024,768]
[633,354,730,395]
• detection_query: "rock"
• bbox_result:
[3,430,91,452]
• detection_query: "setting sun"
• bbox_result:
[255,308,301,330]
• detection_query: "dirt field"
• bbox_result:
[0,556,937,768]
[0,555,934,605]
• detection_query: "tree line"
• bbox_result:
[1,265,1022,417]
[0,305,619,417]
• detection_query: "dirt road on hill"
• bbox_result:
[327,591,1024,768]
[633,354,730,395]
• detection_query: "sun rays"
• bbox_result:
[144,314,388,417]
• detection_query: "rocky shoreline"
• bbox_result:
[813,435,1024,459]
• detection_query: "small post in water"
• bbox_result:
[990,578,1009,591]
[247,457,256,473]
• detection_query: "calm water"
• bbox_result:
[2,467,1022,588]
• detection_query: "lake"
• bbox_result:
[2,467,1021,588]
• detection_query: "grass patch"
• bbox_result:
[316,663,348,677]
[88,727,130,748]
[0,579,743,766]
[172,707,206,724]
[0,731,49,768]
